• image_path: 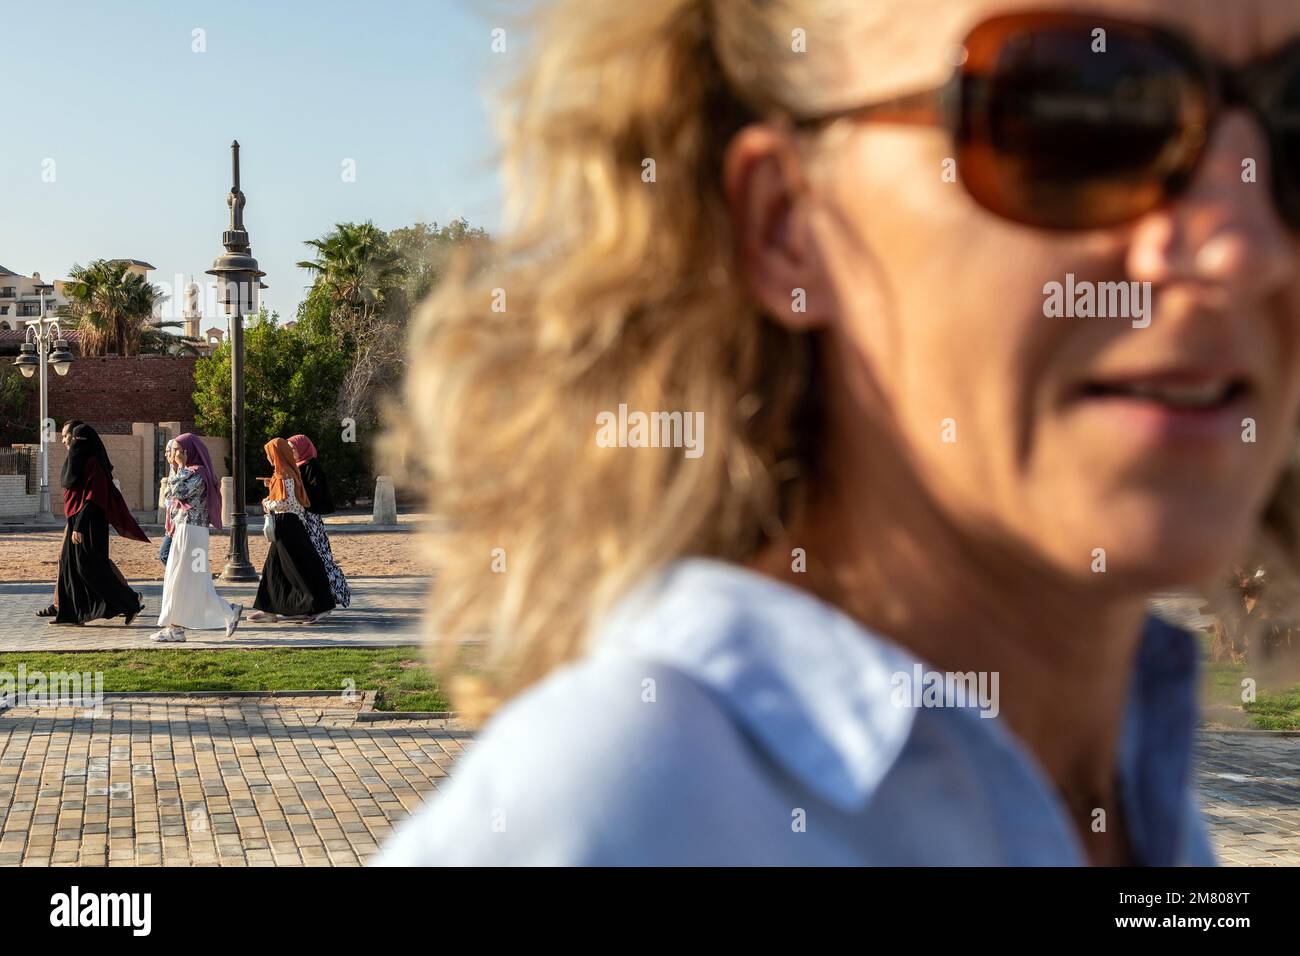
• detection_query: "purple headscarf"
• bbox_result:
[175,433,223,531]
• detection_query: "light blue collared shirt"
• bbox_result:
[376,559,1215,865]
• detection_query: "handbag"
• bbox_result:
[263,509,277,543]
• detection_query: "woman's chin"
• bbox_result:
[1065,519,1252,594]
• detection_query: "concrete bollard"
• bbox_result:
[373,476,397,525]
[221,476,234,529]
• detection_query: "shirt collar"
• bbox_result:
[594,558,1202,823]
[593,558,919,812]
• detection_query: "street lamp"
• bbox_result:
[12,282,74,517]
[206,140,264,581]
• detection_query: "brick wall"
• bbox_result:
[27,355,201,435]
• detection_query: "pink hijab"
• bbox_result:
[288,434,318,466]
[175,433,223,531]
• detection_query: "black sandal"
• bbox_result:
[35,604,57,618]
[124,593,144,626]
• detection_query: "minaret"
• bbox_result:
[183,276,202,341]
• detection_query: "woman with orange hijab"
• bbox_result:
[249,438,335,623]
[288,433,351,609]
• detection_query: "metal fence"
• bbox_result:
[0,447,37,494]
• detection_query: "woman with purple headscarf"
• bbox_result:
[151,433,242,642]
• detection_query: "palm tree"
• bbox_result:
[296,222,404,336]
[140,320,207,356]
[297,222,407,433]
[58,259,166,356]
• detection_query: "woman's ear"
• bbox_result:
[723,122,834,332]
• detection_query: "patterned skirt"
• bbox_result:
[303,511,352,608]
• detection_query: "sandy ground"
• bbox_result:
[0,529,428,583]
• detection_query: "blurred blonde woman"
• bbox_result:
[379,0,1300,865]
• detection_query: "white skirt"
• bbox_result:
[157,523,236,630]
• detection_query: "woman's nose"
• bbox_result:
[1127,112,1296,308]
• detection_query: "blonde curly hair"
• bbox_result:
[395,0,1300,717]
[392,0,857,719]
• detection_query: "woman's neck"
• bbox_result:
[750,409,1149,851]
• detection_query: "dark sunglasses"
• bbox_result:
[790,11,1300,231]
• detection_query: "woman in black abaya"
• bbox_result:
[250,438,335,623]
[54,424,149,625]
[35,419,82,619]
[287,433,351,610]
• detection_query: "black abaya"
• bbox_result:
[253,512,336,616]
[55,501,143,624]
[299,459,335,515]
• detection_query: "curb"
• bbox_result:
[0,642,426,652]
[0,687,462,724]
[5,688,1294,734]
[355,709,459,722]
[354,688,462,723]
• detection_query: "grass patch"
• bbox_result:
[0,648,448,712]
[14,634,1289,727]
[1197,630,1300,730]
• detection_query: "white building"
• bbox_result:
[0,259,163,334]
[0,265,70,331]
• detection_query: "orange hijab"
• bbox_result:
[264,438,311,508]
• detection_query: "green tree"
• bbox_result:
[193,310,361,503]
[389,218,492,305]
[58,259,169,356]
[297,222,408,432]
[296,221,404,339]
[0,367,36,445]
[140,320,207,356]
[270,216,493,505]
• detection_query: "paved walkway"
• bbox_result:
[0,577,428,650]
[0,695,465,866]
[1197,732,1300,865]
[0,695,1293,866]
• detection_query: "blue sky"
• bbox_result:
[1,0,507,321]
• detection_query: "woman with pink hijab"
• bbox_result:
[152,433,242,642]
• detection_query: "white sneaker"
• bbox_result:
[225,604,243,639]
[150,626,185,643]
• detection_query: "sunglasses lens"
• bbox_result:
[959,18,1208,229]
[1268,53,1300,229]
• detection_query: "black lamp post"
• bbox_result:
[207,140,264,581]
[12,282,73,519]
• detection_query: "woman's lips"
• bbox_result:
[1067,373,1253,443]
